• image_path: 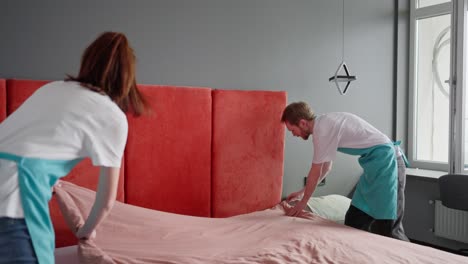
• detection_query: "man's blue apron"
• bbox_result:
[338,142,402,220]
[0,152,82,264]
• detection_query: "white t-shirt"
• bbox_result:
[312,112,392,164]
[0,81,128,217]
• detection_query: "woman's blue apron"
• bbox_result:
[0,152,82,264]
[338,142,403,220]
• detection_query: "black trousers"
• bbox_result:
[345,205,395,237]
[345,155,409,241]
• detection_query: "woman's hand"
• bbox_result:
[75,226,96,240]
[75,167,119,241]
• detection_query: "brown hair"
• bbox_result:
[281,101,316,125]
[66,31,149,116]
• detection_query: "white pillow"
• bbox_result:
[306,194,351,224]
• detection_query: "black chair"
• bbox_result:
[438,174,468,256]
[439,174,468,211]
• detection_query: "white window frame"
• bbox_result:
[449,0,467,173]
[408,0,467,173]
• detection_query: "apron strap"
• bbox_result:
[0,152,21,162]
[0,152,82,264]
[393,141,410,167]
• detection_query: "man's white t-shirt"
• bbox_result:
[312,112,393,164]
[0,81,128,218]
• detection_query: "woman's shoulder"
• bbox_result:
[58,82,127,125]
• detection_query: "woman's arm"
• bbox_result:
[75,166,120,239]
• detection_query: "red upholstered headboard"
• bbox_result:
[211,90,286,217]
[1,79,286,248]
[125,85,212,217]
[0,79,5,122]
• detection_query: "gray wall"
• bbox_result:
[0,0,396,198]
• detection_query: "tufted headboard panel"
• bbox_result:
[211,89,286,217]
[124,85,212,217]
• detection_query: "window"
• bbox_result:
[409,0,467,172]
[415,14,451,164]
[417,0,451,9]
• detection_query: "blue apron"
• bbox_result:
[0,152,82,264]
[338,143,400,220]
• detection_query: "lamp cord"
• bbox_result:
[342,0,345,62]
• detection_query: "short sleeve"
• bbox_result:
[312,117,340,164]
[83,113,128,168]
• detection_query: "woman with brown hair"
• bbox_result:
[0,31,148,263]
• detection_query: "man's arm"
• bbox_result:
[75,166,120,239]
[286,161,332,216]
[303,161,332,201]
[318,161,332,182]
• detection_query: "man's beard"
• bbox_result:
[300,128,310,140]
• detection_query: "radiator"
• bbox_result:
[434,200,468,243]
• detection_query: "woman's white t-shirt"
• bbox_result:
[0,81,128,218]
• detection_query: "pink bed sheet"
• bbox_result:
[54,181,468,264]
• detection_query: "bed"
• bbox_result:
[52,181,468,264]
[1,79,467,263]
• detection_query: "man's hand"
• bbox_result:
[286,200,307,217]
[286,189,304,202]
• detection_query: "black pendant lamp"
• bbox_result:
[329,0,356,95]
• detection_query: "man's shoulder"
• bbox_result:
[317,112,353,122]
